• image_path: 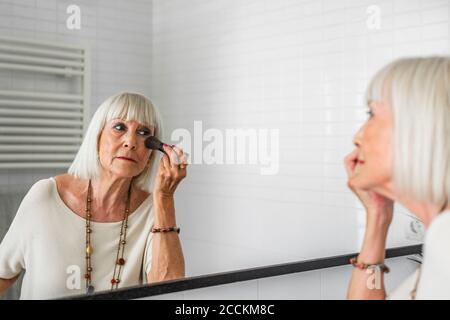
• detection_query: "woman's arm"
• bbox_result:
[0,275,19,297]
[147,144,187,283]
[347,215,389,299]
[344,150,393,299]
[148,194,185,282]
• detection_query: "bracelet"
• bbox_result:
[151,226,181,234]
[350,257,390,273]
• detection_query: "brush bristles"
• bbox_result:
[145,136,163,150]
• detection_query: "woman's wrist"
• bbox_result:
[358,222,389,264]
[154,190,175,201]
[358,242,387,264]
[153,192,177,228]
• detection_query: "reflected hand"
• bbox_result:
[344,148,393,227]
[153,144,188,198]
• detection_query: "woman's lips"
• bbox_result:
[116,157,136,162]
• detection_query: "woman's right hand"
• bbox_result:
[345,149,393,299]
[344,149,394,227]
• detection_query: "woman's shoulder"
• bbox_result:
[425,210,450,246]
[12,176,61,221]
[24,176,57,200]
[53,173,78,187]
[422,211,450,268]
[421,209,450,274]
[415,210,450,299]
[53,174,87,210]
[53,173,83,196]
[27,174,75,193]
[17,175,78,209]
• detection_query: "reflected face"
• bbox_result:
[350,101,394,190]
[97,119,155,178]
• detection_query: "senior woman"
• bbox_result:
[345,57,450,299]
[0,92,187,299]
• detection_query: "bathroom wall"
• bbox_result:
[149,0,448,277]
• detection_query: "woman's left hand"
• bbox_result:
[149,144,187,282]
[153,144,188,198]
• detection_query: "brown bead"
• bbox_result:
[87,267,92,272]
[111,279,117,284]
[117,258,125,265]
[84,273,90,279]
[121,240,126,245]
[86,228,92,233]
[86,246,93,255]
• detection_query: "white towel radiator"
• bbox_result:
[0,36,90,169]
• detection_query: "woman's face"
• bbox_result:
[349,101,394,191]
[97,119,154,178]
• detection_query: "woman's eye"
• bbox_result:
[113,123,150,135]
[113,123,125,130]
[366,110,374,118]
[138,129,151,136]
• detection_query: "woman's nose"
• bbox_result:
[353,125,364,147]
[123,134,137,150]
[124,143,136,150]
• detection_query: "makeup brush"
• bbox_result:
[145,136,169,155]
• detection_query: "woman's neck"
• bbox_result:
[373,182,448,228]
[397,197,448,228]
[89,174,134,220]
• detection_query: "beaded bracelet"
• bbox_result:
[151,226,181,234]
[349,257,390,273]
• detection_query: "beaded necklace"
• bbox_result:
[84,179,132,294]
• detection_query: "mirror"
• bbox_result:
[1,0,446,300]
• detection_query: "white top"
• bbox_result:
[388,210,450,300]
[0,177,155,300]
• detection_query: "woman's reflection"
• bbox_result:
[345,57,450,299]
[0,92,187,299]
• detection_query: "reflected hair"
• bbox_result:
[366,56,450,211]
[68,92,163,192]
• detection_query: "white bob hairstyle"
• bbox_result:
[68,92,163,192]
[366,56,450,211]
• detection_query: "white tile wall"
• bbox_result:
[0,0,153,189]
[150,0,447,278]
